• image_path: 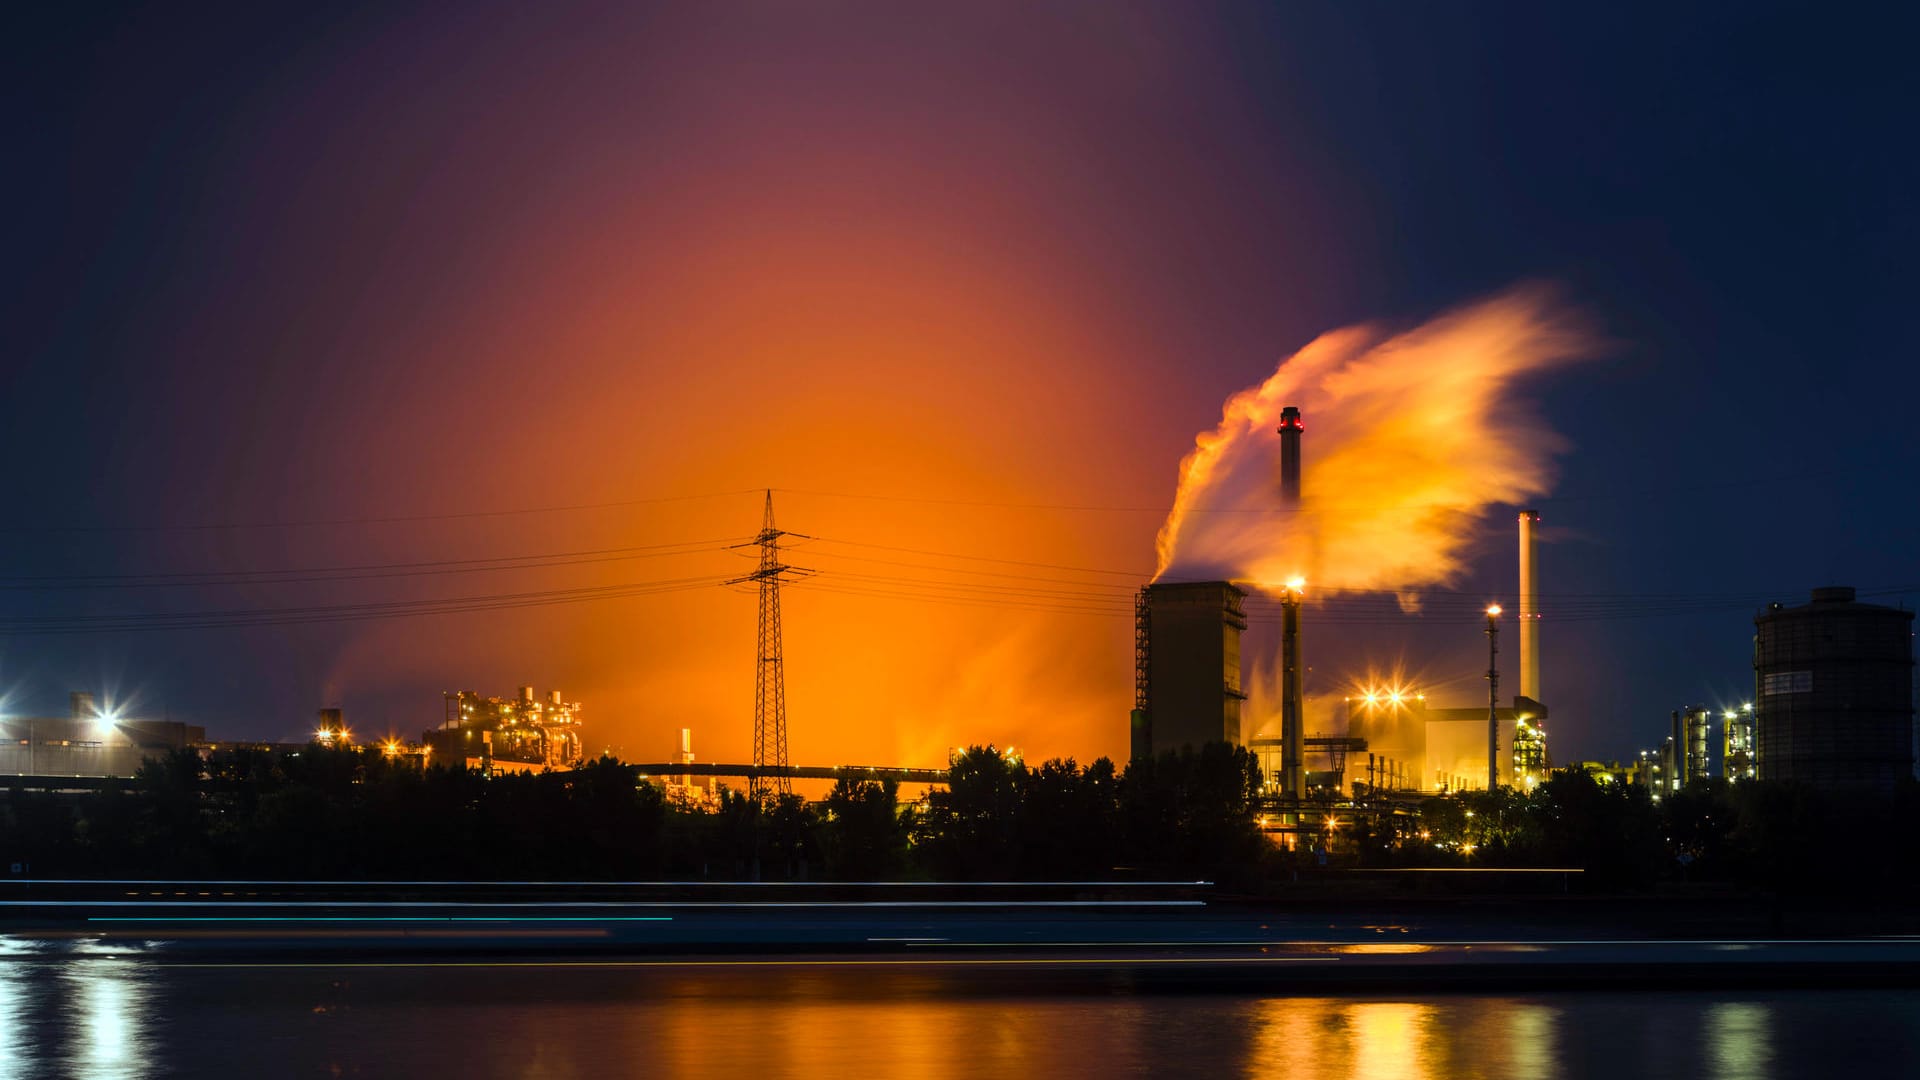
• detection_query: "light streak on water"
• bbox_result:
[64,959,152,1080]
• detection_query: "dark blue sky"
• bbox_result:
[2,1,1914,762]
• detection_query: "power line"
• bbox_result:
[0,576,727,636]
[0,537,746,591]
[0,490,766,535]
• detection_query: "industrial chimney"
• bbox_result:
[1518,510,1540,702]
[1278,406,1303,506]
[1276,405,1306,799]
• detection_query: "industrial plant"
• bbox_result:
[428,686,587,774]
[1124,401,1914,839]
[1126,404,1577,842]
[1,421,1911,835]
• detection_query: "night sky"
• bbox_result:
[4,2,1914,767]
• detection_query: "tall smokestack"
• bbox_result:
[1278,407,1305,800]
[1518,510,1540,702]
[1280,588,1304,798]
[1278,406,1303,506]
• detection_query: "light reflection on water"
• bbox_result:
[1709,1001,1774,1080]
[1246,998,1561,1080]
[66,959,151,1080]
[0,952,29,1080]
[0,952,1908,1078]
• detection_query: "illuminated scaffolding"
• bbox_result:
[1723,703,1755,782]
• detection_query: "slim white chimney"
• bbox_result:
[1518,509,1541,702]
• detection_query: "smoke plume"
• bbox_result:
[1154,285,1591,601]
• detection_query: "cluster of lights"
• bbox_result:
[1350,685,1426,708]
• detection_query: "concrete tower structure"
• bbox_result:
[1132,582,1249,758]
[1518,510,1541,702]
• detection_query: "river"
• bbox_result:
[2,942,1914,1078]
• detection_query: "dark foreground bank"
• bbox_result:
[5,879,1920,992]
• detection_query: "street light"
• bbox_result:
[1485,604,1502,792]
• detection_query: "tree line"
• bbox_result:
[0,742,1264,882]
[3,740,1914,893]
[1401,768,1920,894]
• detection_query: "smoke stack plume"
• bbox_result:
[1518,509,1541,701]
[1154,285,1591,601]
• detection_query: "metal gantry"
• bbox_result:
[727,491,811,799]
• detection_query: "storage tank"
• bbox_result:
[1754,586,1914,793]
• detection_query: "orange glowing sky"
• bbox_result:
[14,3,1914,765]
[64,7,1338,766]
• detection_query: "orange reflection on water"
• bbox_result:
[1328,942,1436,956]
[643,973,1097,1078]
[1247,996,1564,1080]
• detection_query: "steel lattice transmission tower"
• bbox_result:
[727,491,810,799]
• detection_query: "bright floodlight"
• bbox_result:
[1285,576,1306,593]
[1486,604,1503,617]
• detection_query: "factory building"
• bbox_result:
[1401,697,1549,792]
[0,692,203,777]
[1723,703,1756,782]
[1131,581,1248,760]
[1668,705,1714,789]
[429,686,585,774]
[1133,404,1306,795]
[1754,587,1914,793]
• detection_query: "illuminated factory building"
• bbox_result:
[1346,688,1550,793]
[0,691,203,778]
[429,685,585,773]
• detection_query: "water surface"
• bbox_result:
[2,944,1911,1078]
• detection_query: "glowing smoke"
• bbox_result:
[1154,285,1592,602]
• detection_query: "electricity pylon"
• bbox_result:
[727,491,810,799]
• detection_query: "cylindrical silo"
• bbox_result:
[1754,586,1914,793]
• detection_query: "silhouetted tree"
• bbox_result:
[919,746,1025,879]
[1018,757,1119,878]
[1117,742,1265,881]
[816,778,910,879]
